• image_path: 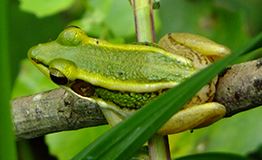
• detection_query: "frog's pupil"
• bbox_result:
[50,74,68,85]
[49,69,68,85]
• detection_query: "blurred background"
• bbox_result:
[8,0,262,159]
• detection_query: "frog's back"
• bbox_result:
[74,45,196,83]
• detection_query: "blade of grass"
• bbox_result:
[72,32,262,160]
[0,0,17,160]
[230,47,262,65]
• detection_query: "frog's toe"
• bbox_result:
[157,102,226,135]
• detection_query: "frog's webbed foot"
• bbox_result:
[157,102,226,135]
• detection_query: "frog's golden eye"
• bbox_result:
[50,68,68,85]
[71,80,95,97]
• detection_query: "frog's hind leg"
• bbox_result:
[157,102,226,135]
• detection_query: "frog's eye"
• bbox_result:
[56,26,86,46]
[71,80,95,97]
[50,68,68,85]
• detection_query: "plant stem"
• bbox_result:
[131,0,156,43]
[130,0,171,160]
[148,135,171,160]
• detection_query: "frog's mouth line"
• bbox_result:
[30,57,50,78]
[31,58,49,68]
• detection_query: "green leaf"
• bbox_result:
[158,0,250,52]
[174,152,252,160]
[71,27,262,160]
[70,0,136,39]
[230,47,262,65]
[19,0,75,18]
[105,0,135,37]
[0,0,17,159]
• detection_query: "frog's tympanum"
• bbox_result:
[28,26,231,135]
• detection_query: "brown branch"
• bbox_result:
[12,88,107,140]
[214,58,262,117]
[12,58,262,140]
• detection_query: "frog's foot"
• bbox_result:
[157,102,226,135]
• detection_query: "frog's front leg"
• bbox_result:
[157,102,226,135]
[96,99,136,127]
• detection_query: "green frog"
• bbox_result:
[28,26,231,135]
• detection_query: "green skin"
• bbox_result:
[28,26,231,135]
[94,87,159,109]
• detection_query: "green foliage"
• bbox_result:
[70,0,136,38]
[45,126,110,160]
[19,0,75,18]
[0,0,17,160]
[174,152,252,160]
[8,0,262,159]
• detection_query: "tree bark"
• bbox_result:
[214,58,262,117]
[12,88,107,140]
